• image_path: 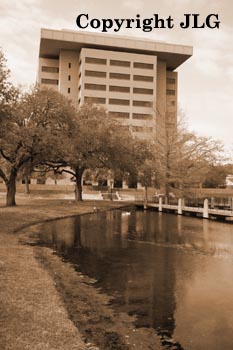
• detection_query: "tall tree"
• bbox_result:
[0,85,76,206]
[50,102,141,201]
[154,113,223,199]
[0,48,19,123]
[202,164,228,188]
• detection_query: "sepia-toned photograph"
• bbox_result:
[0,1,232,349]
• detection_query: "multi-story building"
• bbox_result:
[37,28,192,188]
[38,28,192,140]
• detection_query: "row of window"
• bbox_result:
[167,100,176,107]
[41,63,72,72]
[84,83,154,100]
[108,111,153,121]
[41,66,59,73]
[84,57,154,70]
[84,97,130,105]
[132,113,153,120]
[109,112,130,119]
[131,126,153,132]
[41,78,58,85]
[62,60,154,70]
[41,83,171,101]
[84,80,154,95]
[84,96,154,107]
[84,70,154,82]
[40,79,174,98]
[167,78,176,84]
[166,89,176,96]
[41,66,175,87]
[41,65,175,85]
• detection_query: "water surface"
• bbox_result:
[38,210,233,350]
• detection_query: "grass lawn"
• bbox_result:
[0,195,162,350]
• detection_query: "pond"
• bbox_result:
[38,209,233,350]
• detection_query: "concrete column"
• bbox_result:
[178,198,182,215]
[203,198,209,219]
[159,197,163,212]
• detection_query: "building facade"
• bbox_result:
[38,28,192,139]
[37,29,192,188]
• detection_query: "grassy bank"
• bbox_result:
[0,197,163,350]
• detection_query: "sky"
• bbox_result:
[0,0,232,150]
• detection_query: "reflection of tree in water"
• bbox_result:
[40,211,200,349]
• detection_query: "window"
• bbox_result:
[109,85,130,93]
[68,88,71,94]
[84,97,106,104]
[109,112,130,119]
[109,72,130,80]
[133,100,152,107]
[85,70,106,78]
[114,180,123,188]
[167,89,175,95]
[68,62,71,68]
[41,66,59,73]
[133,87,153,95]
[132,113,153,120]
[110,59,130,67]
[133,75,153,82]
[167,78,176,84]
[167,100,176,107]
[109,98,130,106]
[41,78,58,85]
[68,75,71,81]
[166,112,176,118]
[37,178,46,184]
[134,62,154,70]
[131,126,143,132]
[117,125,129,132]
[85,57,107,65]
[131,126,153,132]
[85,83,106,91]
[128,180,137,189]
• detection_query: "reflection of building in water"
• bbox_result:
[38,209,233,350]
[112,243,177,337]
[40,211,200,342]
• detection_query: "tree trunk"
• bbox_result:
[24,176,30,194]
[144,185,148,205]
[165,183,170,204]
[6,170,17,206]
[74,167,85,202]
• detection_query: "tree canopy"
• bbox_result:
[0,79,76,205]
[0,47,227,206]
[151,113,223,199]
[49,102,142,201]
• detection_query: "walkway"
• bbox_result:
[144,198,233,222]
